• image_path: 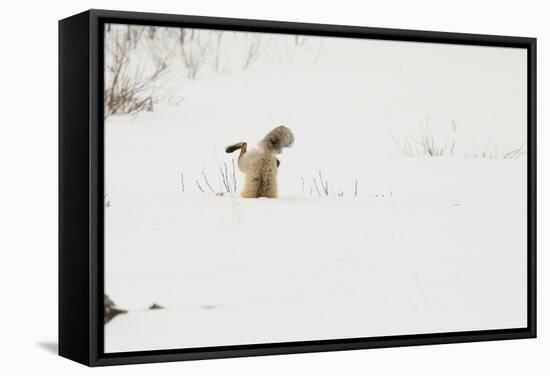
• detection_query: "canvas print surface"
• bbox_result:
[103,23,528,353]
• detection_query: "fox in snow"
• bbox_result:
[225,126,294,198]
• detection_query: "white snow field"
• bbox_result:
[104,27,528,352]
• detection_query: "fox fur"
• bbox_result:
[225,126,294,198]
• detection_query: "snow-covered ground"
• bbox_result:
[104,27,528,352]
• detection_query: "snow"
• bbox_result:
[104,27,528,352]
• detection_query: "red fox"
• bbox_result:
[225,126,294,198]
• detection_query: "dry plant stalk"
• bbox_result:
[104,26,173,118]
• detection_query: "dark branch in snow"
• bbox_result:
[312,177,321,196]
[231,159,237,193]
[195,179,205,193]
[201,170,216,193]
[104,295,127,324]
[318,171,329,195]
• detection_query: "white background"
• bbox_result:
[0,0,546,374]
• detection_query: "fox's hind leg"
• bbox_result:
[263,183,278,198]
[225,142,248,173]
[259,165,278,198]
[225,142,247,154]
[241,174,259,198]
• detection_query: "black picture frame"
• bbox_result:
[59,9,537,367]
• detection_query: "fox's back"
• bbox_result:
[239,149,278,198]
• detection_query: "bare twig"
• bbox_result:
[502,141,527,159]
[195,179,205,193]
[219,165,230,193]
[243,34,261,70]
[178,29,211,79]
[312,38,324,66]
[201,170,216,193]
[213,31,223,72]
[393,120,525,159]
[318,171,329,195]
[231,159,237,193]
[218,162,236,194]
[104,25,174,118]
[391,133,417,158]
[224,163,230,192]
[104,193,111,208]
[312,177,321,196]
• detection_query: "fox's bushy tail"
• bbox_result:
[259,126,294,154]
